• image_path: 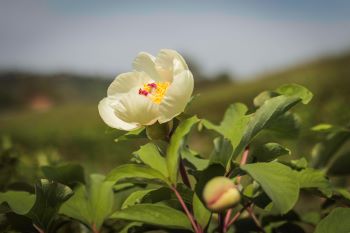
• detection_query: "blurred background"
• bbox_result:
[0,0,350,181]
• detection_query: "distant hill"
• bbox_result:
[0,72,112,111]
[190,52,350,125]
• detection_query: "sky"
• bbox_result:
[0,0,350,79]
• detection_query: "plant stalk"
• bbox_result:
[223,146,250,232]
[92,223,99,233]
[33,224,44,233]
[171,186,201,233]
[224,204,249,232]
[247,205,265,233]
[179,158,192,189]
[236,146,249,184]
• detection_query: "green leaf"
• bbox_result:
[280,158,309,170]
[311,124,335,132]
[119,222,143,233]
[300,211,321,225]
[59,185,91,225]
[315,207,350,233]
[115,127,146,142]
[193,193,211,229]
[110,204,192,230]
[334,188,350,201]
[134,143,168,177]
[121,189,156,209]
[202,103,249,150]
[295,168,332,197]
[266,112,301,138]
[0,191,35,215]
[209,137,233,168]
[181,147,209,171]
[28,179,73,232]
[106,164,169,186]
[276,83,313,104]
[241,162,299,214]
[290,158,309,169]
[41,163,85,186]
[311,128,350,168]
[233,95,303,162]
[252,142,290,162]
[253,91,279,107]
[60,174,115,230]
[166,116,199,184]
[332,188,350,206]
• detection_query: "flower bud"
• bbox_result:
[203,176,241,212]
[146,120,173,140]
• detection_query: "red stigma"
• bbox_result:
[147,83,157,88]
[138,88,149,96]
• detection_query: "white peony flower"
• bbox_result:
[98,49,194,131]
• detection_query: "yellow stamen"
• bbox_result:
[138,82,170,104]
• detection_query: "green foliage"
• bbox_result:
[233,95,302,159]
[241,162,300,214]
[295,168,332,197]
[251,142,290,162]
[60,174,115,231]
[314,208,350,233]
[133,143,169,177]
[311,125,350,168]
[41,163,85,187]
[0,191,35,215]
[275,83,313,104]
[111,204,192,230]
[209,137,233,168]
[28,179,73,232]
[1,83,350,233]
[0,180,73,233]
[193,193,211,229]
[202,103,249,151]
[166,116,200,184]
[106,164,170,185]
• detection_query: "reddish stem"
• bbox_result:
[171,186,201,233]
[247,205,266,233]
[236,147,250,184]
[33,224,44,233]
[92,223,99,233]
[224,209,233,227]
[223,146,250,232]
[227,209,243,226]
[179,158,192,189]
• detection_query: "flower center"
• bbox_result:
[138,82,170,104]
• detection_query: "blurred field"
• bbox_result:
[0,52,349,173]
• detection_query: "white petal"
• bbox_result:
[98,98,139,131]
[107,72,150,98]
[132,52,161,81]
[155,49,189,82]
[115,92,159,126]
[158,70,194,123]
